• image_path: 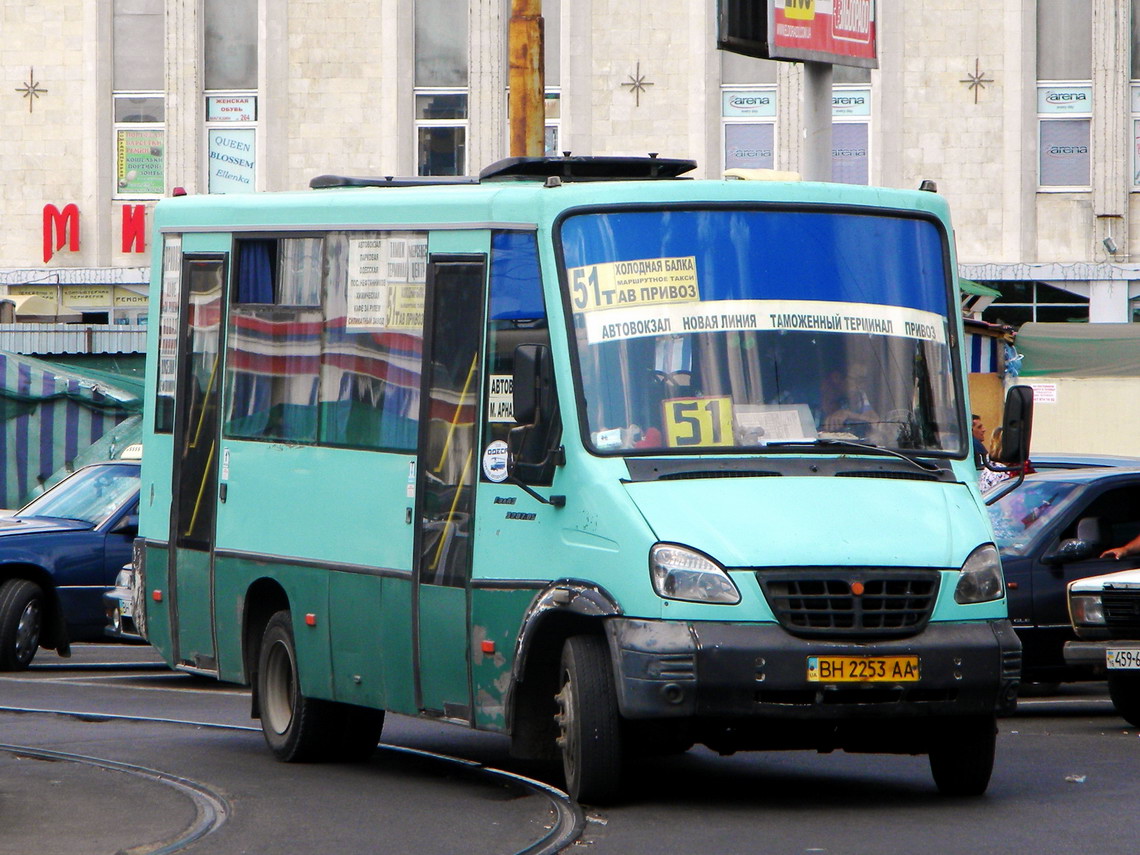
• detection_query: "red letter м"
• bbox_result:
[43,203,80,263]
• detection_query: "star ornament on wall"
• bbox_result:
[960,58,994,104]
[16,68,47,113]
[621,62,654,107]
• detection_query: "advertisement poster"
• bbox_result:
[208,129,256,193]
[116,129,165,195]
[773,0,876,66]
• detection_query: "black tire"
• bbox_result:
[325,703,386,762]
[554,635,623,804]
[257,610,331,762]
[928,715,997,797]
[256,610,385,762]
[1107,673,1140,728]
[0,579,44,671]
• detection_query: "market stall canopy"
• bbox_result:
[1016,323,1140,377]
[0,294,82,322]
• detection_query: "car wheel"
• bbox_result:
[1107,673,1140,728]
[553,635,623,804]
[928,715,996,797]
[0,579,44,671]
[257,610,331,762]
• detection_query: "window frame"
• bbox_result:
[720,85,778,174]
[1037,82,1093,191]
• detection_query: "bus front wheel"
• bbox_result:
[554,635,623,804]
[258,610,328,762]
[928,715,997,796]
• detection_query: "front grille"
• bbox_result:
[1103,590,1140,633]
[756,569,941,639]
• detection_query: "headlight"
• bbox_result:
[954,544,1004,604]
[649,543,741,604]
[1070,594,1106,626]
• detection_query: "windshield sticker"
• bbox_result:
[487,374,514,422]
[568,257,699,314]
[663,396,735,448]
[482,440,510,482]
[582,299,947,345]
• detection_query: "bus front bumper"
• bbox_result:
[606,617,1022,723]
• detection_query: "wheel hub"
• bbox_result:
[15,599,41,662]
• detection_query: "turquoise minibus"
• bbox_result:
[132,156,1029,803]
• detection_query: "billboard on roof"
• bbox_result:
[718,0,878,69]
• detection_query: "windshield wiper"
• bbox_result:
[764,438,943,473]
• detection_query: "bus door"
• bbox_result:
[168,253,226,672]
[413,255,486,719]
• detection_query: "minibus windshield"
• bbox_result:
[558,206,963,457]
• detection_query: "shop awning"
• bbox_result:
[0,295,82,322]
[959,278,1002,297]
[1016,322,1140,377]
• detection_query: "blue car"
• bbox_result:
[0,461,140,670]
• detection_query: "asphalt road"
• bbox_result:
[2,645,1137,855]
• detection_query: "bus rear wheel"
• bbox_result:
[553,635,623,804]
[258,610,329,762]
[0,579,44,671]
[928,715,996,796]
[257,610,384,762]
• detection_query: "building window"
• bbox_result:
[416,0,468,175]
[205,0,258,193]
[1038,0,1091,189]
[980,280,1089,328]
[721,88,776,172]
[832,86,870,185]
[544,92,561,156]
[113,0,164,198]
[416,92,468,176]
[721,51,778,174]
[1133,85,1140,187]
[1038,86,1092,188]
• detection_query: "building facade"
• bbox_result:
[2,0,1139,329]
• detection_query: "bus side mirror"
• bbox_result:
[508,344,563,488]
[512,343,553,427]
[992,385,1033,466]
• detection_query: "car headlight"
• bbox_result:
[649,543,741,604]
[1070,594,1106,627]
[954,544,1004,604]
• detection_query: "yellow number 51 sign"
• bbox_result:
[663,396,735,448]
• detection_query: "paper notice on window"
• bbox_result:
[735,405,816,443]
[567,257,699,313]
[347,237,388,329]
[346,235,427,331]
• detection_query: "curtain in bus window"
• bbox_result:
[318,232,426,450]
[237,240,274,303]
